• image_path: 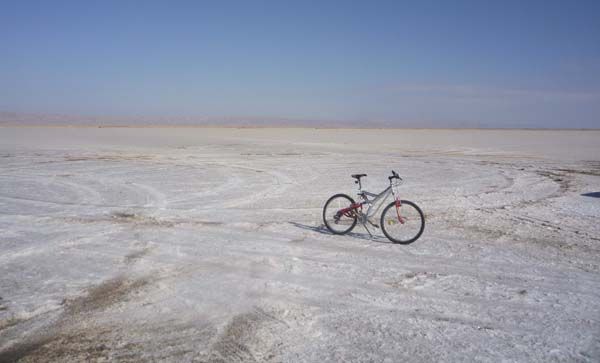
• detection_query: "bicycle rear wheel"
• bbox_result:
[323,194,358,235]
[380,200,424,244]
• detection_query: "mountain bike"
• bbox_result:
[322,171,425,244]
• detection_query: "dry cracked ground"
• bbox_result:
[0,128,599,362]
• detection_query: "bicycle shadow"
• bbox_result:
[288,222,391,243]
[582,192,600,198]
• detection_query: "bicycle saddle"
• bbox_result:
[351,174,367,179]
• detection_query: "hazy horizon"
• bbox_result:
[2,1,600,128]
[2,111,600,129]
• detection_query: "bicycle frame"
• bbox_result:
[337,180,402,222]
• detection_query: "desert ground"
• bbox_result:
[0,127,599,362]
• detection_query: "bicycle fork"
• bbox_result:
[395,199,405,224]
[391,185,406,225]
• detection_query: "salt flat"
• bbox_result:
[0,127,599,362]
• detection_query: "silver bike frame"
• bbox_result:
[357,180,401,220]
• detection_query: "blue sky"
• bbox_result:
[1,0,599,127]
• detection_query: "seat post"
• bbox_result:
[351,174,367,191]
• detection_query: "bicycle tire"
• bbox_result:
[323,194,358,235]
[380,200,425,244]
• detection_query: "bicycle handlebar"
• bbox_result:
[389,170,402,181]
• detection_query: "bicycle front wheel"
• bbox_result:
[380,200,424,244]
[323,194,358,235]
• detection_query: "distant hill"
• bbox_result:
[7,111,590,129]
[0,111,439,128]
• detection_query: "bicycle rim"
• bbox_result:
[380,200,424,244]
[323,194,357,234]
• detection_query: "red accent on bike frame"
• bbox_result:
[337,203,363,217]
[395,198,405,224]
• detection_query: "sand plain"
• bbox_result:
[0,127,599,362]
